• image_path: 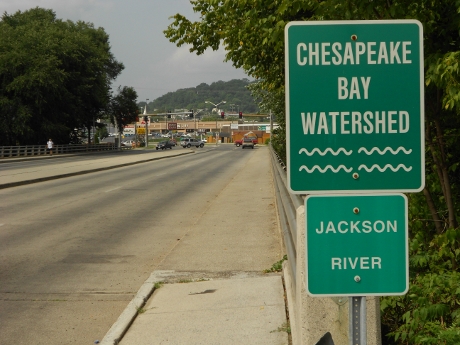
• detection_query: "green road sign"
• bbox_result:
[285,20,424,194]
[305,194,408,296]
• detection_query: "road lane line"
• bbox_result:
[105,187,121,193]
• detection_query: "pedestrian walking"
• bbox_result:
[47,138,54,156]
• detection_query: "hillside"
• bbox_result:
[143,79,259,114]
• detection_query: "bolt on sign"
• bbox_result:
[285,20,424,194]
[305,194,408,296]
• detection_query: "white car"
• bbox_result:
[122,140,135,147]
[180,138,204,148]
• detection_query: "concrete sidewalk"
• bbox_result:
[0,149,193,189]
[106,271,288,345]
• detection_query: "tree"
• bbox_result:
[0,7,124,145]
[148,79,259,114]
[165,1,460,344]
[108,86,139,134]
[164,0,312,160]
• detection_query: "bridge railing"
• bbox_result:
[0,143,129,158]
[269,146,303,292]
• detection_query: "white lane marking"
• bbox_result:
[105,187,121,193]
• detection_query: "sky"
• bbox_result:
[1,0,250,102]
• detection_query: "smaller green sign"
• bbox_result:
[305,194,408,296]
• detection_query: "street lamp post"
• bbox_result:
[145,98,149,148]
[205,100,226,145]
[192,109,204,139]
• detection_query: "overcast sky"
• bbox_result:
[1,0,249,102]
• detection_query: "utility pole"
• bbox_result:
[144,99,149,149]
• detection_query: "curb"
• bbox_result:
[100,271,174,345]
[0,151,193,189]
[283,261,297,345]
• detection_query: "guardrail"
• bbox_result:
[269,146,303,291]
[0,143,127,158]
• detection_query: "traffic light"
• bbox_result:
[143,116,148,122]
[189,109,194,118]
[221,111,225,119]
[167,110,171,119]
[239,111,243,119]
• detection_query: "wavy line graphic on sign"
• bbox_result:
[299,165,353,173]
[299,148,353,156]
[358,147,412,155]
[358,164,412,172]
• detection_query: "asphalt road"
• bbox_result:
[0,145,274,345]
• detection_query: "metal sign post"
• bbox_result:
[349,296,366,345]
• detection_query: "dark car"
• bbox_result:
[156,141,174,150]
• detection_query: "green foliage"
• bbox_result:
[0,7,126,145]
[108,86,139,133]
[154,282,164,289]
[270,321,291,334]
[164,2,460,344]
[381,257,460,344]
[148,79,259,114]
[96,126,109,140]
[264,255,287,273]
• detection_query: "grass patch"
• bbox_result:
[154,282,164,289]
[177,279,193,284]
[270,322,291,334]
[264,255,288,273]
[136,306,146,314]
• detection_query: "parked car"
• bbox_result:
[156,141,174,150]
[122,140,135,147]
[180,138,204,148]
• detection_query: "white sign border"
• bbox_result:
[304,193,409,297]
[285,20,425,195]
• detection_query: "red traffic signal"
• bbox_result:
[239,111,243,119]
[221,112,225,119]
